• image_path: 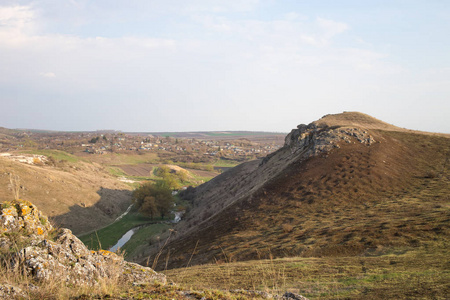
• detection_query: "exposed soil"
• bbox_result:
[116,164,155,177]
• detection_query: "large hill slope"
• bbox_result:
[138,112,449,269]
[0,153,131,235]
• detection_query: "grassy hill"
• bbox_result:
[0,151,132,235]
[131,112,449,298]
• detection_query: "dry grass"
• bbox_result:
[0,155,132,235]
[164,241,449,299]
[0,263,126,299]
[0,237,125,299]
[9,173,21,200]
[140,129,449,300]
[0,255,272,299]
[314,111,450,137]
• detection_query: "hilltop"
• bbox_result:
[313,111,402,130]
[136,112,449,274]
[314,112,450,137]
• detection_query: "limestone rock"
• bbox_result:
[281,292,309,300]
[0,200,52,251]
[0,284,25,299]
[0,199,166,287]
[284,123,376,158]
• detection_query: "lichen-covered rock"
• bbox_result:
[280,292,309,300]
[0,284,25,299]
[284,123,376,157]
[0,200,52,252]
[0,199,166,287]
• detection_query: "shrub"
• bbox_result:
[424,170,438,178]
[282,224,294,233]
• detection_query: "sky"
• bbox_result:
[0,0,449,133]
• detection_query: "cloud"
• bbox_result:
[316,17,349,39]
[188,14,375,73]
[192,14,350,47]
[39,72,56,78]
[0,5,37,47]
[183,0,260,13]
[0,5,34,30]
[0,3,393,102]
[4,2,442,133]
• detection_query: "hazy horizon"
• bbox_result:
[1,1,449,133]
[3,126,288,134]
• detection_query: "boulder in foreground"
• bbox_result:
[0,199,166,286]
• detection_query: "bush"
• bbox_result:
[424,170,438,178]
[282,224,294,233]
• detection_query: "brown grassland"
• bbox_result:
[0,114,448,299]
[151,130,449,267]
[151,123,449,299]
[0,155,131,235]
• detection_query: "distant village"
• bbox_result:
[0,129,284,163]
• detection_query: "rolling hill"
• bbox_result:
[0,152,132,235]
[136,112,449,271]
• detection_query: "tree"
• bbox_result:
[155,166,181,189]
[132,181,174,219]
[89,136,99,143]
[177,170,189,182]
[162,174,180,190]
[155,166,171,177]
[139,196,158,220]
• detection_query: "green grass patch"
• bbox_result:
[79,207,169,251]
[212,158,240,167]
[129,176,156,182]
[21,149,81,163]
[120,223,171,258]
[115,153,159,165]
[107,166,128,177]
[189,175,213,185]
[176,162,216,172]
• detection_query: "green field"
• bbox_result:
[79,207,170,251]
[120,223,171,259]
[212,158,240,167]
[22,149,81,163]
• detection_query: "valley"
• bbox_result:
[0,112,448,299]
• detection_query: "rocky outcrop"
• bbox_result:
[284,123,376,157]
[177,121,377,235]
[0,199,165,287]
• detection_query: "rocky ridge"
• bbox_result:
[0,199,165,297]
[176,118,377,237]
[283,123,376,156]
